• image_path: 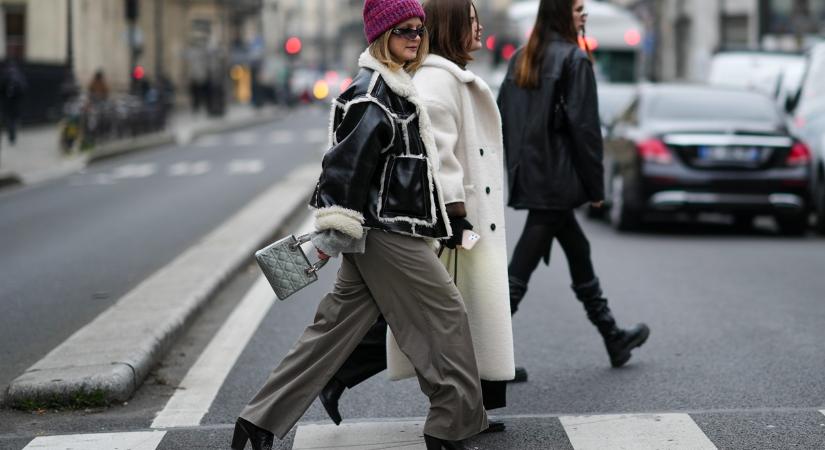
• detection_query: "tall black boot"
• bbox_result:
[509,275,528,315]
[573,278,650,368]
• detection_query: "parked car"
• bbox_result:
[786,42,825,234]
[602,83,812,234]
[707,51,805,109]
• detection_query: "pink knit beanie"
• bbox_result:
[363,0,426,44]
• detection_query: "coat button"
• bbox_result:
[485,187,491,195]
[479,148,484,156]
[490,223,496,231]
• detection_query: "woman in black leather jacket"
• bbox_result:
[231,2,487,449]
[497,0,650,373]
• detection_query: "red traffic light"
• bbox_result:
[285,37,302,55]
[132,65,145,80]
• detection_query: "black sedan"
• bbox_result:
[602,84,812,234]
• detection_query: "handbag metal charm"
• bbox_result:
[255,233,328,300]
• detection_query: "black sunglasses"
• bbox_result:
[391,26,427,40]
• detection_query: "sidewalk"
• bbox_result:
[0,104,282,189]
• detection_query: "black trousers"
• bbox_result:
[509,209,597,288]
[333,316,507,410]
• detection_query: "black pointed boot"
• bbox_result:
[573,278,650,368]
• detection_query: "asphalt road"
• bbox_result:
[0,106,328,396]
[2,105,825,449]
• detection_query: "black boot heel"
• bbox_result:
[320,378,345,425]
[231,421,248,449]
[424,434,465,450]
[231,418,274,450]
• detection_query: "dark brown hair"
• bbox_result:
[423,0,479,69]
[514,0,577,89]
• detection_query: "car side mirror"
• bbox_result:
[785,89,800,114]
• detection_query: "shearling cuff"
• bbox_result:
[314,205,365,239]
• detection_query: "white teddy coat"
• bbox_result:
[387,55,516,382]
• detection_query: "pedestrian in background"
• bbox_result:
[88,70,110,104]
[231,1,489,449]
[0,60,27,146]
[497,0,650,374]
[317,0,515,434]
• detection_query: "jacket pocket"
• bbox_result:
[379,155,431,220]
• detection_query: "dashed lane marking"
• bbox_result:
[228,159,265,174]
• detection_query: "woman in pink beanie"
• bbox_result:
[231,1,488,449]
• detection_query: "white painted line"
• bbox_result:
[293,421,426,450]
[168,161,211,177]
[24,431,166,450]
[269,130,294,144]
[151,216,314,429]
[228,159,265,175]
[820,410,825,417]
[112,163,157,179]
[559,413,717,450]
[150,277,275,428]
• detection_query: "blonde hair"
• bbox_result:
[368,28,429,73]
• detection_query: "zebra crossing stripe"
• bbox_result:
[559,413,717,450]
[151,215,314,429]
[150,276,276,428]
[23,431,166,450]
[293,421,426,450]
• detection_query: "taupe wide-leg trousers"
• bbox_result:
[240,231,488,441]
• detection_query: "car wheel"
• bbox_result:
[609,175,642,231]
[776,213,808,236]
[814,181,825,235]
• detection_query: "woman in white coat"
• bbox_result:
[317,0,515,432]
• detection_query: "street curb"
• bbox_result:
[5,163,320,408]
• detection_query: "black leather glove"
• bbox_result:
[442,216,473,249]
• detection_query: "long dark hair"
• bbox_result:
[424,0,479,69]
[514,0,577,89]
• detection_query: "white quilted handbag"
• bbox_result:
[255,234,328,300]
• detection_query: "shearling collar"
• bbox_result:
[421,54,476,84]
[358,50,417,98]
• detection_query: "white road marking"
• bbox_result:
[269,130,294,144]
[230,131,258,147]
[293,422,426,450]
[112,163,157,179]
[228,159,264,174]
[150,276,275,428]
[23,431,166,450]
[168,161,211,177]
[559,413,717,450]
[151,216,313,428]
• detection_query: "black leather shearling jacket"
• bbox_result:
[498,34,605,210]
[310,60,450,240]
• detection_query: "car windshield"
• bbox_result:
[644,88,780,123]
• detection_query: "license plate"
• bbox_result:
[697,146,762,162]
